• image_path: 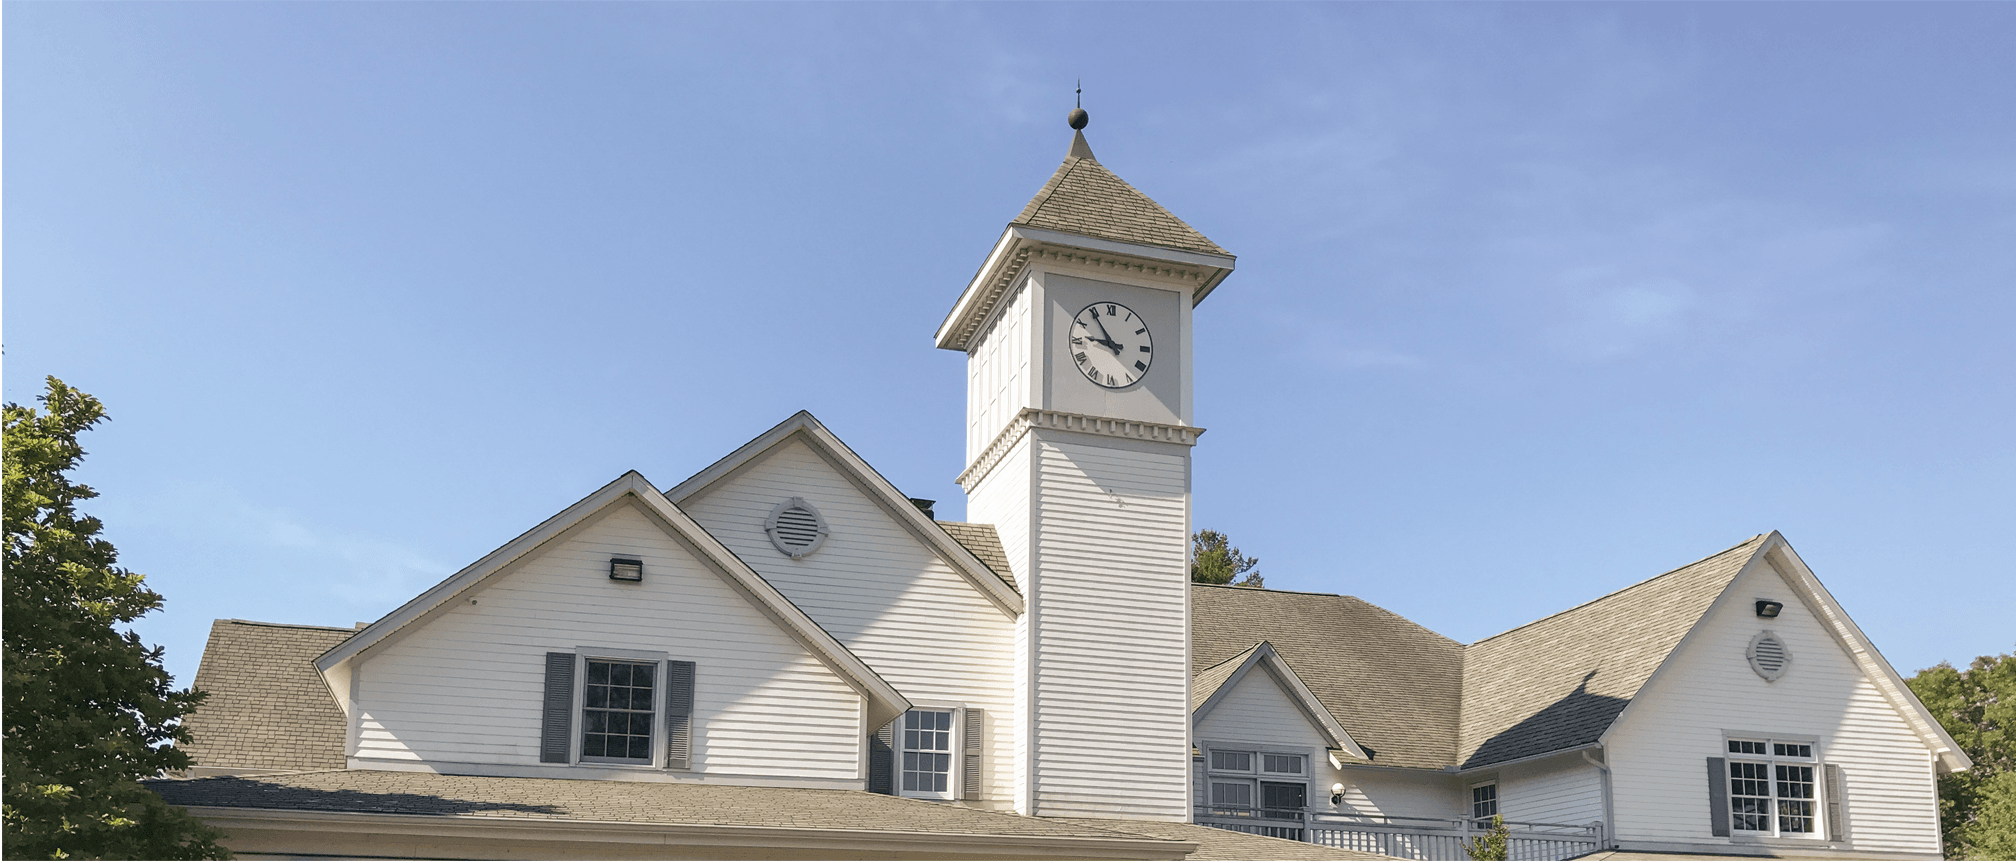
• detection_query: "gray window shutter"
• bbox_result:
[961,708,984,800]
[665,660,696,770]
[1825,763,1846,842]
[1707,757,1730,837]
[868,721,895,795]
[540,652,576,764]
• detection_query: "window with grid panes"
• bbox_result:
[1206,746,1309,819]
[581,659,655,763]
[1726,737,1818,836]
[1472,782,1499,825]
[900,709,954,798]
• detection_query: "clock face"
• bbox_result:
[1069,301,1154,389]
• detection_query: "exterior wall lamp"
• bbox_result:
[609,557,643,582]
[1755,600,1783,618]
[1331,783,1346,805]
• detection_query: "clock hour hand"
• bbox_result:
[1085,310,1124,353]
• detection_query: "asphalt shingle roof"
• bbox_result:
[181,619,353,771]
[1455,536,1764,768]
[938,520,1017,592]
[148,771,1388,859]
[1013,132,1230,258]
[1191,644,1259,713]
[1193,586,1465,770]
[1191,536,1767,772]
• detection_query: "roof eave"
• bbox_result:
[934,226,1235,352]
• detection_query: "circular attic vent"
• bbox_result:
[765,497,829,559]
[1748,630,1792,682]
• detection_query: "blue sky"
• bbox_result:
[7,3,2011,691]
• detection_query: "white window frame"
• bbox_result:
[1470,780,1500,825]
[896,706,963,800]
[571,647,668,768]
[1204,743,1312,820]
[1723,734,1822,839]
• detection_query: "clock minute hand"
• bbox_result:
[1086,310,1124,353]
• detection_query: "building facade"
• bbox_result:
[157,118,1966,861]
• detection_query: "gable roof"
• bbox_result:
[1195,531,1969,775]
[666,411,1023,616]
[1457,535,1766,768]
[183,620,352,772]
[1194,585,1464,770]
[936,520,1017,592]
[1192,641,1368,760]
[317,470,912,732]
[1011,131,1229,258]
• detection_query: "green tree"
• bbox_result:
[3,378,228,860]
[1192,529,1263,588]
[1907,650,2016,860]
[1462,814,1509,861]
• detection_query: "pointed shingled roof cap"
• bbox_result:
[1011,126,1229,258]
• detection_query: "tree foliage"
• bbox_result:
[1191,529,1263,588]
[1462,814,1509,861]
[1907,650,2016,860]
[3,378,228,860]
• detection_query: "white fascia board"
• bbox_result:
[935,226,1022,350]
[1192,641,1369,760]
[315,470,912,732]
[1762,536,1973,773]
[666,411,1025,617]
[934,226,1237,351]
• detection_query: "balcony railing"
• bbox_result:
[1194,807,1604,861]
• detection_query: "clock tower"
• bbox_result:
[935,109,1235,820]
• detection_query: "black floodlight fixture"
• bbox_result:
[609,557,644,582]
[1755,600,1784,618]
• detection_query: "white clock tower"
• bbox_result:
[935,109,1235,820]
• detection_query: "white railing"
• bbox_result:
[1195,807,1604,861]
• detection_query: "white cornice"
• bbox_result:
[956,407,1204,491]
[935,227,1235,352]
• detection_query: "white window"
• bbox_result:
[580,659,656,764]
[1471,781,1499,824]
[1726,737,1818,836]
[899,709,956,798]
[1205,745,1310,819]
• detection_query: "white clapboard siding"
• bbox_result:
[1605,557,1941,856]
[1332,768,1464,819]
[968,281,1032,462]
[354,501,863,782]
[680,439,1020,804]
[967,432,1034,812]
[1496,754,1604,826]
[1028,435,1191,819]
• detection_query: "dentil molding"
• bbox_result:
[956,407,1204,491]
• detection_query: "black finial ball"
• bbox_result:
[1068,107,1089,130]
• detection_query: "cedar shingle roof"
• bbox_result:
[182,620,352,771]
[1193,586,1465,770]
[937,520,1017,592]
[1013,132,1230,257]
[1190,536,1768,772]
[148,771,1388,859]
[1455,535,1764,768]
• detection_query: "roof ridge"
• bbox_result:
[1192,584,1463,647]
[1197,642,1264,675]
[1465,534,1766,649]
[216,619,359,632]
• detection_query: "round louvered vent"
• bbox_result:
[764,497,829,559]
[1748,630,1792,681]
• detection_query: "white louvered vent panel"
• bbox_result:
[775,508,821,547]
[763,497,829,559]
[1748,630,1792,681]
